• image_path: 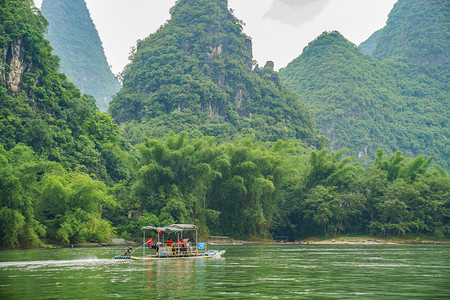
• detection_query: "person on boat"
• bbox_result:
[167,238,173,246]
[123,246,132,255]
[173,240,181,255]
[182,239,189,254]
[147,237,154,248]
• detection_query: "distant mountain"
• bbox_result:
[109,0,324,148]
[280,29,448,168]
[41,0,121,111]
[359,28,383,56]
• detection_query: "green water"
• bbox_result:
[0,244,449,299]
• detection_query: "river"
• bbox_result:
[1,244,449,299]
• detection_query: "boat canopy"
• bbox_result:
[141,224,198,232]
[172,224,198,230]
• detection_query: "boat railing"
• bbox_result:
[154,242,206,257]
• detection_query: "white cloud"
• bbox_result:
[263,0,331,27]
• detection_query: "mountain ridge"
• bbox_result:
[41,0,121,111]
[108,0,325,148]
[280,28,448,168]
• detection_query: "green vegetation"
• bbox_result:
[0,0,448,248]
[0,0,130,247]
[111,133,450,241]
[280,0,449,170]
[372,0,449,68]
[108,0,323,148]
[41,0,121,111]
[0,145,117,247]
[279,0,449,236]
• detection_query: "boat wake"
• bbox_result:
[0,258,117,269]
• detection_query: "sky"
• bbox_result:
[34,0,397,75]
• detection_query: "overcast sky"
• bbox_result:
[34,0,397,74]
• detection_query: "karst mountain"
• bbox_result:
[108,0,325,148]
[41,0,121,111]
[280,0,449,169]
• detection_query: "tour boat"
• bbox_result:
[128,224,226,260]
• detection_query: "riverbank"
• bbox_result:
[2,236,449,250]
[49,236,450,248]
[297,236,450,245]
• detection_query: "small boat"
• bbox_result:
[131,250,226,260]
[128,224,226,260]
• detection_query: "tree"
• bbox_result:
[304,185,334,236]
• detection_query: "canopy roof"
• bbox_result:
[141,224,198,232]
[172,224,198,230]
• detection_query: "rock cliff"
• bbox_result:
[1,38,32,93]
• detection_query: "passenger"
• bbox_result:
[147,237,154,248]
[181,240,188,253]
[167,238,173,246]
[123,246,132,255]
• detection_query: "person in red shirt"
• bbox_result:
[147,237,154,248]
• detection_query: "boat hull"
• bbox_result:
[130,250,226,260]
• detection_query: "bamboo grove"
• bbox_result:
[2,132,448,248]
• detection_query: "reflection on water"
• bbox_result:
[144,258,213,298]
[0,244,449,299]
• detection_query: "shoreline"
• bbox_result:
[283,237,450,245]
[212,236,450,246]
[2,237,449,250]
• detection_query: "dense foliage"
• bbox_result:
[110,133,449,241]
[280,27,449,169]
[0,145,117,247]
[108,0,323,148]
[41,0,121,111]
[372,0,449,68]
[281,148,449,239]
[0,0,130,247]
[1,0,448,248]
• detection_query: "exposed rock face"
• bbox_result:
[1,38,31,93]
[263,61,275,70]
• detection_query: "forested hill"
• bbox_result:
[372,0,449,69]
[109,0,324,148]
[280,0,449,169]
[0,0,130,247]
[41,0,121,112]
[0,0,127,184]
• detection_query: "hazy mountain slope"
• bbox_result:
[109,0,324,148]
[41,0,121,111]
[359,28,383,56]
[280,31,448,168]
